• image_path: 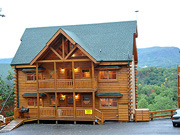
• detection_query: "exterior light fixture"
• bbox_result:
[74,68,77,72]
[75,95,78,99]
[61,68,65,72]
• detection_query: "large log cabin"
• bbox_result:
[11,21,138,124]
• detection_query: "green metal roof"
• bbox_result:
[96,92,123,97]
[22,93,46,97]
[11,21,137,65]
[95,65,121,69]
[22,67,46,72]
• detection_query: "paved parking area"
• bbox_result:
[1,118,180,135]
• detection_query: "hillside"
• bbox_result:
[0,58,13,63]
[0,47,180,68]
[138,47,180,68]
[137,67,177,111]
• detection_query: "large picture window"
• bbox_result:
[100,97,117,107]
[99,70,117,80]
[27,98,42,107]
[26,72,42,81]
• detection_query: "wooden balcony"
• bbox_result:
[38,79,97,91]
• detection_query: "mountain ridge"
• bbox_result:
[0,47,180,68]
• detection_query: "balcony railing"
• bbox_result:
[38,79,97,90]
[39,107,93,118]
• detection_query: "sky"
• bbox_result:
[0,0,180,58]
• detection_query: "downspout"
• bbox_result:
[15,65,19,108]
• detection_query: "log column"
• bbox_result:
[72,61,76,122]
[91,62,95,123]
[36,63,40,122]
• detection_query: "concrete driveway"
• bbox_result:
[1,118,180,135]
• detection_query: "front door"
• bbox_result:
[65,69,72,79]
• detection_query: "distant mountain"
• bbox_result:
[138,47,180,68]
[0,47,180,68]
[0,58,13,63]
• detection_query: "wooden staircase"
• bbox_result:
[0,118,38,133]
[0,119,24,133]
[94,108,104,125]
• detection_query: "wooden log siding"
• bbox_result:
[13,62,134,122]
[94,66,132,121]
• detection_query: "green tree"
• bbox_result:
[0,69,14,116]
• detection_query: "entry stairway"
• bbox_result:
[0,118,37,133]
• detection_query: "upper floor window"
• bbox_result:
[99,70,117,80]
[82,69,90,78]
[26,72,42,81]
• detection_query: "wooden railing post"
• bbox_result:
[101,112,104,125]
[151,113,153,120]
[171,111,173,118]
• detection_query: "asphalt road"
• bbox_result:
[1,118,180,135]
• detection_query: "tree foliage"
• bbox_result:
[0,69,14,116]
[137,67,178,111]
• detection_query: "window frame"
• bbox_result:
[81,69,91,78]
[100,97,118,108]
[26,71,42,82]
[27,97,42,107]
[99,70,117,81]
[82,95,91,105]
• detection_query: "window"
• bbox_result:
[50,96,55,105]
[100,97,117,107]
[26,72,42,81]
[27,98,42,107]
[82,96,91,105]
[99,70,117,80]
[67,96,73,105]
[82,69,90,78]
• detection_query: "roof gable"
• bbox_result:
[30,28,97,65]
[11,21,137,65]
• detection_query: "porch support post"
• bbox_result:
[37,92,40,118]
[36,62,39,90]
[36,63,40,119]
[72,61,75,90]
[55,92,58,118]
[91,61,94,90]
[54,62,57,90]
[92,92,95,119]
[73,92,76,118]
